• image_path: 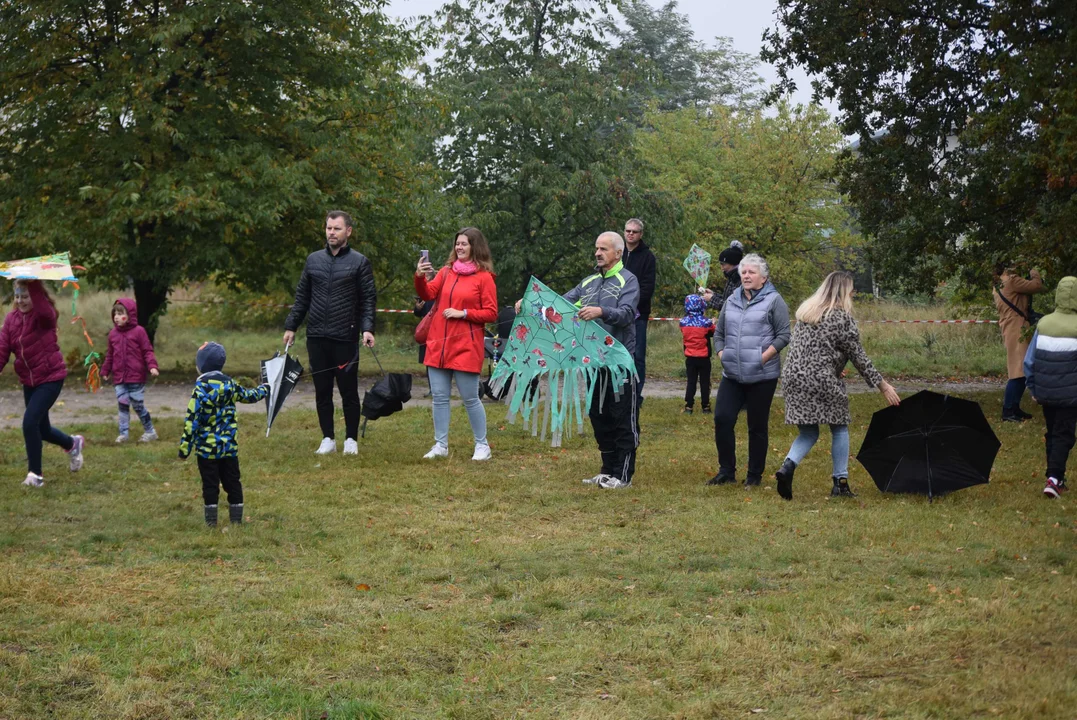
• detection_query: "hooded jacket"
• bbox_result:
[1024,277,1077,407]
[102,298,158,384]
[414,265,498,373]
[713,281,791,384]
[285,244,377,343]
[680,294,715,358]
[0,281,67,387]
[562,260,640,354]
[622,241,656,317]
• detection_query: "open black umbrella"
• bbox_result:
[856,390,1000,500]
[360,347,412,437]
[261,346,304,437]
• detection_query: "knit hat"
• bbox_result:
[718,240,744,266]
[195,342,226,373]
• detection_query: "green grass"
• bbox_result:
[1,393,1074,718]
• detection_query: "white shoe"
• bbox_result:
[599,476,632,490]
[68,435,85,472]
[423,443,448,459]
[582,474,605,486]
[115,434,129,444]
[139,430,159,443]
[343,439,359,455]
[315,437,337,455]
[472,442,491,461]
[22,472,44,488]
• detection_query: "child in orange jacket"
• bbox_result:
[679,294,714,414]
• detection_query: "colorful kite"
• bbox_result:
[489,277,637,447]
[0,252,79,282]
[682,244,711,289]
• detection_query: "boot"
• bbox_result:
[707,471,735,486]
[204,504,218,527]
[229,503,244,525]
[831,477,856,497]
[775,458,796,500]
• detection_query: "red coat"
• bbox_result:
[0,281,67,387]
[680,325,714,358]
[415,267,498,373]
[101,297,159,384]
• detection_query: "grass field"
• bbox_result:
[1,393,1074,719]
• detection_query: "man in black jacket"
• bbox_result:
[622,218,656,407]
[283,210,376,456]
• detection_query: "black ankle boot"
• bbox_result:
[831,477,856,497]
[775,458,796,500]
[204,504,218,527]
[229,503,244,525]
[707,471,735,486]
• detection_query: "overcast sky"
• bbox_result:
[385,0,829,114]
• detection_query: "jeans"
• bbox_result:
[785,424,850,479]
[23,380,73,476]
[1003,377,1027,413]
[115,382,154,436]
[713,376,779,482]
[307,338,361,440]
[1043,405,1077,483]
[633,315,648,402]
[428,367,487,447]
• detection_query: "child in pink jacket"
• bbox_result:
[101,298,159,442]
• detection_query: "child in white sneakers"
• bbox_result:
[101,298,159,442]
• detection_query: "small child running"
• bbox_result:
[101,298,159,442]
[679,294,715,414]
[178,342,268,527]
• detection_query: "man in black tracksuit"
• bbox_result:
[622,218,656,408]
[283,210,377,456]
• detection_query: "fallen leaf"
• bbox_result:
[356,583,371,591]
[928,584,938,593]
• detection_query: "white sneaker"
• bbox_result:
[582,474,605,486]
[599,476,632,490]
[423,443,448,459]
[315,437,337,455]
[22,472,44,488]
[472,442,491,461]
[115,434,129,444]
[68,435,85,472]
[139,430,159,443]
[343,439,359,455]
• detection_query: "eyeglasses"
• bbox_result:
[624,229,641,234]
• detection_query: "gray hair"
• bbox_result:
[625,218,644,231]
[598,231,625,253]
[740,253,769,278]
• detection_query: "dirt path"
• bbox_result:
[0,377,1005,430]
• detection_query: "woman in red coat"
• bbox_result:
[0,280,85,487]
[415,227,498,460]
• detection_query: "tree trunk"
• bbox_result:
[133,278,169,346]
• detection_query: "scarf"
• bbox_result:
[453,260,478,275]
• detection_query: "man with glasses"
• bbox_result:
[622,218,656,409]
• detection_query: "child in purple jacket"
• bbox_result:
[101,298,159,442]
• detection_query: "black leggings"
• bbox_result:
[713,376,778,482]
[307,338,361,441]
[684,356,711,408]
[23,381,73,476]
[197,456,243,506]
[1044,405,1077,483]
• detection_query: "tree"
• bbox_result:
[0,0,434,340]
[636,103,858,305]
[762,0,1077,297]
[423,0,679,301]
[603,0,765,114]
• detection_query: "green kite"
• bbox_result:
[490,276,637,447]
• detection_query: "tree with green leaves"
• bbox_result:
[423,0,678,301]
[762,0,1077,297]
[602,0,765,114]
[0,0,435,340]
[636,103,858,305]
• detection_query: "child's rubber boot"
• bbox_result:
[229,503,244,525]
[204,504,218,527]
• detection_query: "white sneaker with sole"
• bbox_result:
[315,437,337,455]
[115,434,129,444]
[423,443,448,459]
[343,439,359,455]
[582,474,606,486]
[472,442,491,461]
[67,435,85,472]
[22,472,44,488]
[599,476,632,490]
[139,430,159,443]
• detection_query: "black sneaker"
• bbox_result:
[701,405,712,414]
[744,476,762,487]
[775,459,796,500]
[1001,412,1027,423]
[707,472,736,486]
[831,477,856,497]
[681,405,693,415]
[1015,408,1034,420]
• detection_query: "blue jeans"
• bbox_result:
[428,367,487,447]
[115,382,154,435]
[633,315,648,402]
[785,423,850,479]
[23,381,73,476]
[1003,377,1027,413]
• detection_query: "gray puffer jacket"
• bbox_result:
[285,245,377,342]
[714,281,790,383]
[562,261,640,354]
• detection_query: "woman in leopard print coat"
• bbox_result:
[774,272,900,501]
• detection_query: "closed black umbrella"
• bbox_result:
[360,347,412,437]
[856,390,1000,500]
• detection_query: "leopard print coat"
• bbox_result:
[781,310,882,425]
